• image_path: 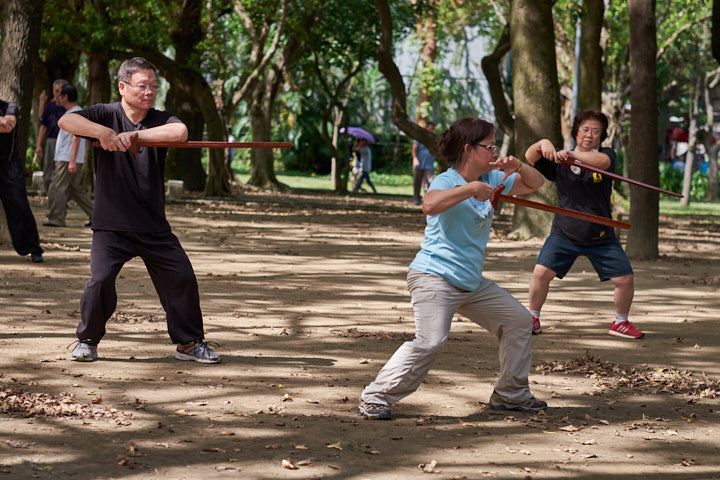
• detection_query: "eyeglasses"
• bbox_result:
[475,143,497,152]
[579,127,601,136]
[123,82,158,92]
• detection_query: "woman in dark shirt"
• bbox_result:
[525,109,643,340]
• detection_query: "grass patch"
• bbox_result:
[660,198,720,216]
[234,170,414,196]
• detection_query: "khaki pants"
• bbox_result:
[361,269,534,406]
[47,161,94,226]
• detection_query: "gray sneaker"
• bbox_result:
[489,391,547,413]
[70,340,98,362]
[175,340,221,364]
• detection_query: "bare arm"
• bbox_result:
[59,113,188,152]
[422,181,493,216]
[525,139,556,165]
[412,142,419,167]
[68,136,80,174]
[0,114,16,133]
[563,149,611,170]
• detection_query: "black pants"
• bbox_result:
[353,171,377,193]
[0,158,42,256]
[78,230,204,345]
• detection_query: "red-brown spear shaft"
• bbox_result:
[490,185,631,230]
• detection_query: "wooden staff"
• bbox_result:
[491,185,631,230]
[128,139,292,154]
[537,148,683,197]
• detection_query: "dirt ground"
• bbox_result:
[2,189,720,480]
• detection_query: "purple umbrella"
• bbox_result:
[340,126,375,143]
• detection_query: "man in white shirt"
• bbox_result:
[44,84,94,228]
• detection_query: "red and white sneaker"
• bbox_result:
[608,321,644,339]
[532,315,542,335]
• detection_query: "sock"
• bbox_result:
[614,313,629,324]
[529,310,541,319]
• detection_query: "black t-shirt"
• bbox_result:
[40,101,66,139]
[77,102,183,233]
[533,147,617,245]
[0,100,19,165]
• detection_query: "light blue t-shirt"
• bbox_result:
[408,167,516,291]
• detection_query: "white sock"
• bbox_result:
[614,313,629,324]
[529,310,541,319]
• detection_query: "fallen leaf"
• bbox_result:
[281,393,293,402]
[559,425,582,432]
[358,358,370,364]
[326,441,343,450]
[281,458,298,470]
[418,459,438,473]
[293,444,309,450]
[4,440,34,449]
[577,439,597,445]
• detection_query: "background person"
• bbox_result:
[412,121,436,205]
[0,98,44,263]
[352,138,377,194]
[44,84,94,228]
[525,109,643,339]
[358,117,547,420]
[36,79,68,194]
[58,57,221,363]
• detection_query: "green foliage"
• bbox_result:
[659,161,714,201]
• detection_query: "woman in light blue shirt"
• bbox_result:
[359,117,547,419]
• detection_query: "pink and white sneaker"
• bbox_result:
[609,321,644,339]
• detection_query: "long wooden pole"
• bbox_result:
[491,185,631,230]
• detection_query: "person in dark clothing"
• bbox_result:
[525,109,643,340]
[36,79,68,194]
[58,57,221,363]
[0,98,44,263]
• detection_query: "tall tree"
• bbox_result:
[0,0,45,244]
[510,0,562,238]
[165,0,208,192]
[414,0,439,123]
[577,0,604,111]
[375,0,442,168]
[626,0,658,259]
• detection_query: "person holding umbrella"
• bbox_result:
[341,127,378,194]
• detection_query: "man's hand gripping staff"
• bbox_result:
[490,184,632,231]
[93,133,293,153]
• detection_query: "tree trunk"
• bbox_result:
[578,0,604,111]
[481,26,514,154]
[0,0,45,244]
[375,0,443,169]
[681,85,700,205]
[247,79,283,190]
[415,0,439,122]
[509,0,562,238]
[165,0,207,192]
[626,0,659,259]
[80,53,112,193]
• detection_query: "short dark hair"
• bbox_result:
[438,117,495,166]
[571,109,609,142]
[425,121,435,127]
[60,84,78,102]
[117,57,157,83]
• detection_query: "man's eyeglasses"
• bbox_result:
[475,143,497,152]
[123,82,158,92]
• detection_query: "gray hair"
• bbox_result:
[53,79,69,88]
[117,57,157,83]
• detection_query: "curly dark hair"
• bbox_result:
[571,109,609,142]
[438,117,495,166]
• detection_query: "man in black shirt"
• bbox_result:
[58,57,221,363]
[0,98,44,263]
